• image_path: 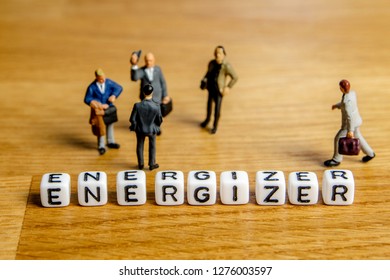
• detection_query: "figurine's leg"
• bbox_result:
[354,128,375,157]
[148,135,156,167]
[332,129,346,162]
[98,136,106,155]
[106,123,115,144]
[201,93,213,127]
[212,95,222,133]
[106,124,120,148]
[136,133,145,168]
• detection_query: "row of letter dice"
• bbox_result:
[40,170,354,207]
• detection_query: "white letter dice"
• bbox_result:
[322,170,354,205]
[187,170,217,205]
[256,171,286,205]
[78,171,108,206]
[117,170,146,206]
[220,171,249,205]
[288,171,319,205]
[155,171,184,205]
[40,173,71,207]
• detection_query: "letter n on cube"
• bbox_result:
[78,171,108,206]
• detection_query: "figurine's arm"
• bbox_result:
[155,109,163,127]
[157,67,168,99]
[225,63,238,89]
[221,64,238,96]
[129,104,138,131]
[332,103,341,110]
[344,99,355,138]
[200,61,213,90]
[90,100,105,115]
[131,66,146,81]
[106,79,123,104]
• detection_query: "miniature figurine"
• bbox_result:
[129,84,163,170]
[84,68,123,155]
[200,45,238,134]
[130,51,172,120]
[324,79,376,167]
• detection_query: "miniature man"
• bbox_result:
[324,79,375,167]
[130,51,171,106]
[129,84,163,170]
[84,69,123,155]
[200,45,238,134]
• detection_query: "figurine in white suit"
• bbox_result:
[324,79,375,167]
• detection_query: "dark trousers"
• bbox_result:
[136,133,156,167]
[205,90,223,129]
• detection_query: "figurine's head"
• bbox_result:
[144,53,155,68]
[95,68,106,83]
[214,46,226,64]
[143,84,154,96]
[339,79,350,93]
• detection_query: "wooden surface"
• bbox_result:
[1,0,390,260]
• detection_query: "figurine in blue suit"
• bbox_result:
[84,69,123,155]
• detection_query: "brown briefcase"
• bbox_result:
[338,137,360,155]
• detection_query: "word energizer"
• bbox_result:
[40,169,355,207]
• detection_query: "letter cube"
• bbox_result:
[256,170,286,205]
[220,171,249,205]
[322,169,354,205]
[155,171,184,205]
[187,170,217,205]
[78,171,108,206]
[40,173,71,207]
[288,171,319,205]
[117,170,146,206]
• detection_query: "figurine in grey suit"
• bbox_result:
[130,52,171,105]
[200,46,238,134]
[324,79,375,167]
[129,84,162,170]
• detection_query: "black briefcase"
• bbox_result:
[338,137,360,155]
[161,98,173,117]
[103,105,118,125]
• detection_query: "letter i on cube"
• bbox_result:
[78,171,108,206]
[288,171,319,205]
[187,171,217,205]
[117,170,146,206]
[256,171,286,205]
[155,171,184,205]
[322,170,354,205]
[220,171,249,205]
[40,173,71,207]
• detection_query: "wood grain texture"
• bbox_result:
[0,177,31,260]
[1,0,390,259]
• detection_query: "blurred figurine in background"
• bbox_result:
[130,51,172,129]
[324,79,376,167]
[129,84,162,170]
[84,68,123,155]
[200,45,238,134]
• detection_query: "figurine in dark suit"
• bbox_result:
[84,68,122,155]
[200,46,238,134]
[129,84,163,170]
